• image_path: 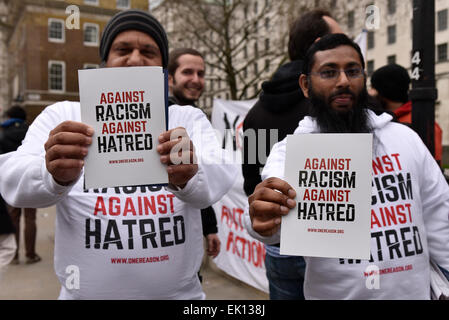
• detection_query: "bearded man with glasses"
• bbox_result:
[244,34,449,300]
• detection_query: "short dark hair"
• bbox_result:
[5,105,26,120]
[302,33,365,76]
[370,64,410,103]
[288,9,333,61]
[168,48,204,76]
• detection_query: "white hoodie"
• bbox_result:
[244,110,449,299]
[0,101,238,300]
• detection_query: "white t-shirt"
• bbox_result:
[244,110,449,299]
[0,101,238,299]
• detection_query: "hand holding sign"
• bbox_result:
[157,127,198,189]
[44,121,94,186]
[248,177,297,237]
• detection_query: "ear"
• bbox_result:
[168,74,174,88]
[299,74,310,98]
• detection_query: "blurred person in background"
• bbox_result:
[369,63,443,168]
[0,106,40,264]
[167,48,221,262]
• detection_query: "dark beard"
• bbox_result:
[308,84,372,134]
[172,91,196,106]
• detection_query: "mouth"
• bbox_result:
[186,87,203,98]
[331,94,353,106]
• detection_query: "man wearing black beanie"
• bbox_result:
[370,63,443,166]
[0,9,237,299]
[99,9,169,68]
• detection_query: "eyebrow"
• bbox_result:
[319,61,362,69]
[111,42,159,51]
[181,67,205,73]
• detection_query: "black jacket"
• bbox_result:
[0,119,29,154]
[0,118,27,234]
[0,195,14,235]
[167,95,218,236]
[242,60,311,196]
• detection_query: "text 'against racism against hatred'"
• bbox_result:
[297,157,356,222]
[96,90,153,153]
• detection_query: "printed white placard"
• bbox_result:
[281,134,372,259]
[79,66,168,189]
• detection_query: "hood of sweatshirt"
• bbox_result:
[294,109,393,134]
[259,60,305,113]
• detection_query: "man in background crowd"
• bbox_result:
[369,63,443,167]
[0,106,40,264]
[245,34,449,299]
[242,9,342,300]
[167,48,221,262]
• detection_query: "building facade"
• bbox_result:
[2,0,148,123]
[1,0,447,163]
[151,0,297,116]
[340,0,449,163]
[153,0,449,164]
[0,0,10,116]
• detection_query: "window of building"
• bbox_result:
[84,0,99,5]
[265,17,269,30]
[48,61,65,92]
[254,1,258,14]
[367,60,375,76]
[387,25,396,44]
[254,42,258,58]
[348,11,355,30]
[254,61,258,74]
[387,55,396,65]
[265,59,270,72]
[437,43,448,62]
[387,0,396,15]
[437,9,448,31]
[48,19,65,43]
[116,0,130,9]
[367,31,375,49]
[243,46,248,59]
[265,38,269,52]
[83,23,99,46]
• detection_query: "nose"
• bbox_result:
[127,49,143,66]
[336,70,350,87]
[188,72,200,83]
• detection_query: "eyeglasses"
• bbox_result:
[309,67,365,80]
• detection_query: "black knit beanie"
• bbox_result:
[370,64,411,103]
[100,10,169,68]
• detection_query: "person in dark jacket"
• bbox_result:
[167,48,221,264]
[242,9,342,300]
[0,106,40,264]
[0,194,16,267]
